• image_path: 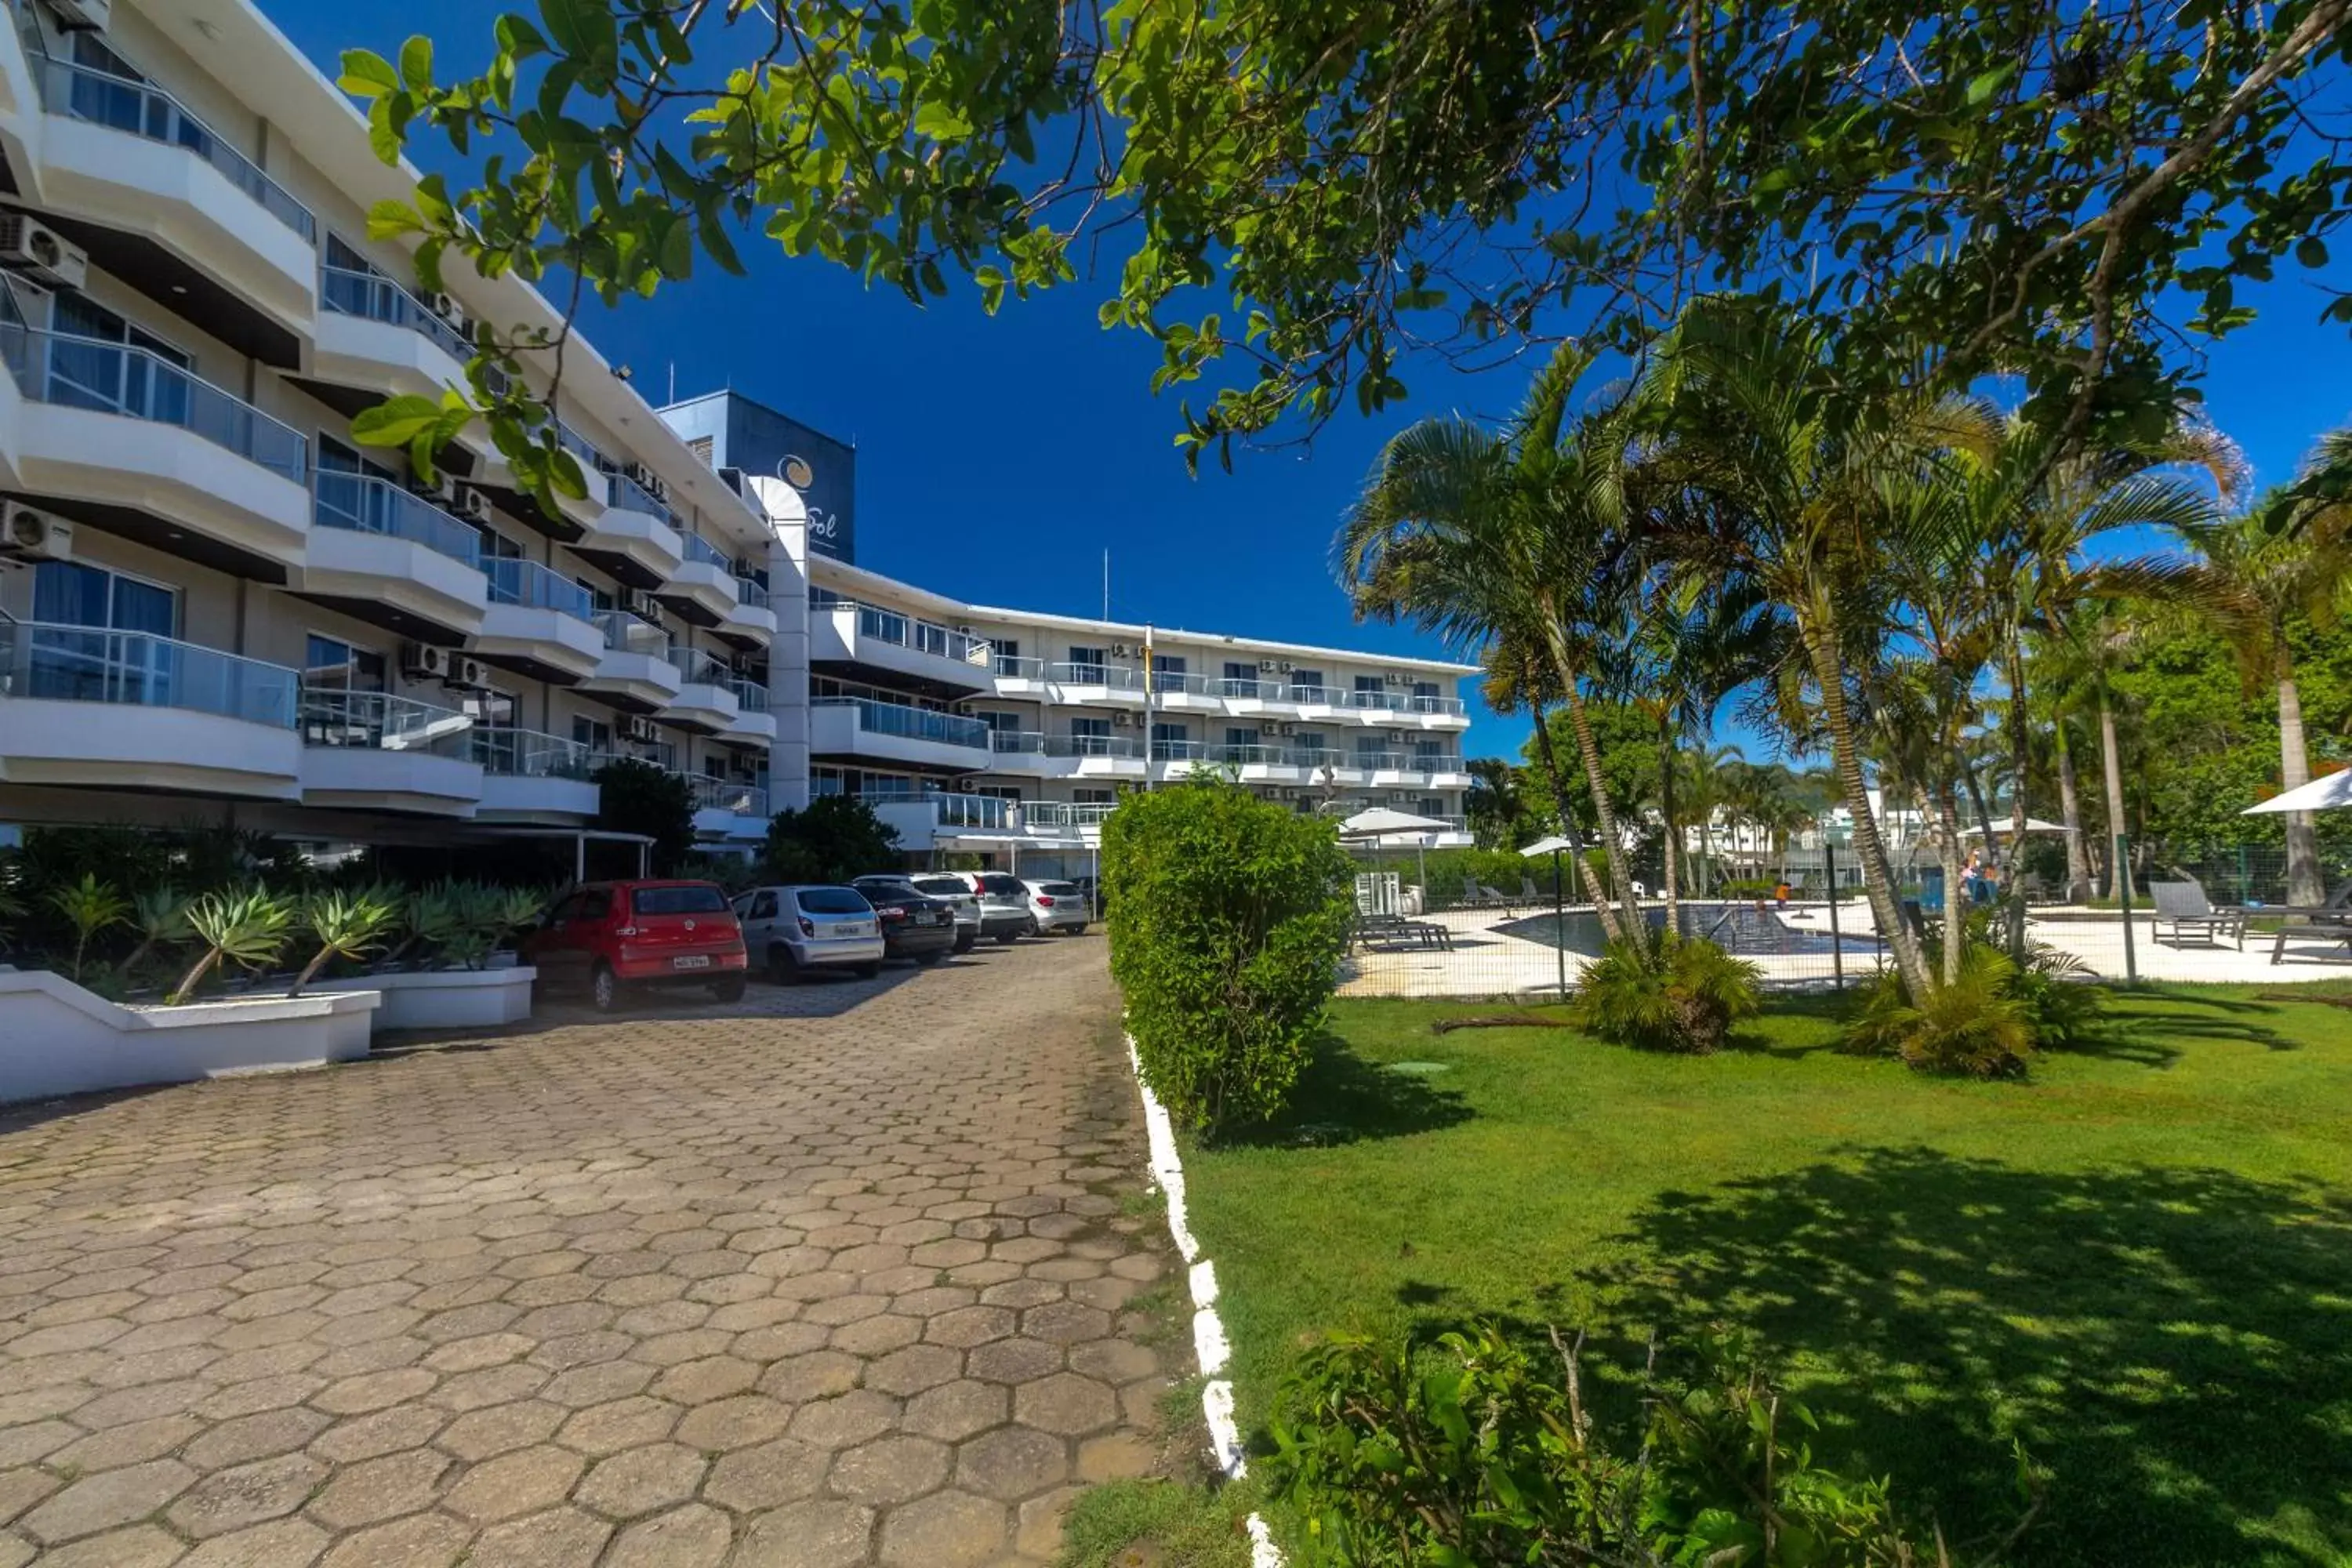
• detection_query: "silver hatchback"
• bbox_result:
[732,885,884,982]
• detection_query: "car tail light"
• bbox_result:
[798,917,815,936]
[1036,895,1055,906]
[616,925,639,936]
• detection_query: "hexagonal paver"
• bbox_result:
[702,1439,832,1512]
[673,1393,793,1451]
[956,1424,1070,1501]
[574,1443,706,1519]
[1014,1371,1121,1436]
[734,1498,873,1568]
[865,1342,965,1398]
[437,1400,564,1461]
[758,1350,861,1403]
[178,1515,332,1568]
[923,1305,1015,1349]
[965,1337,1063,1385]
[830,1434,952,1504]
[441,1444,586,1523]
[308,1406,448,1465]
[167,1453,328,1537]
[605,1502,731,1568]
[22,1460,196,1544]
[554,1396,677,1456]
[303,1447,449,1530]
[1024,1301,1113,1345]
[789,1388,898,1450]
[878,1488,1008,1567]
[903,1379,1010,1443]
[460,1505,610,1566]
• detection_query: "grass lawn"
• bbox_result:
[1182,985,2352,1567]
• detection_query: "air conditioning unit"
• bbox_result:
[399,642,450,680]
[0,213,87,291]
[622,588,662,619]
[1388,792,1409,805]
[1110,711,1132,727]
[429,292,467,331]
[735,557,759,578]
[453,485,494,521]
[47,0,110,29]
[1274,722,1296,737]
[622,715,660,743]
[407,471,455,503]
[1278,787,1301,800]
[0,502,71,563]
[1276,660,1294,674]
[622,461,667,503]
[446,655,488,689]
[1385,672,1410,686]
[1109,641,1133,658]
[1258,659,1277,673]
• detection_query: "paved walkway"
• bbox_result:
[0,937,1176,1567]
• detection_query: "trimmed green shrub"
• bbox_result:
[760,795,902,884]
[1269,1325,1947,1566]
[590,757,698,873]
[1575,932,1761,1053]
[1105,779,1354,1133]
[1843,948,2034,1077]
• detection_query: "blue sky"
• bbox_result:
[273,0,2352,766]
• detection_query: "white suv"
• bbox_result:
[1022,880,1091,937]
[943,871,1035,944]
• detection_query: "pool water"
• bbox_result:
[1497,902,1885,957]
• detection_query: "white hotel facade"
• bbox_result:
[0,0,1475,873]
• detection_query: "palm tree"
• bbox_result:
[1338,343,1646,943]
[2181,505,2352,906]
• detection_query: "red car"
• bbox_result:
[521,880,749,1011]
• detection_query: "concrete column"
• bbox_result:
[746,475,812,812]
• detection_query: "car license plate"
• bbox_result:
[829,924,862,938]
[672,954,712,971]
[920,911,942,924]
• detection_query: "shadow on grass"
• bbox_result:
[1583,1148,2352,1566]
[1218,1030,1473,1149]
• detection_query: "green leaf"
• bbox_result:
[1966,63,2016,105]
[365,199,426,240]
[976,264,1006,315]
[2296,237,2329,269]
[397,35,434,96]
[350,395,443,448]
[913,101,974,142]
[337,49,399,98]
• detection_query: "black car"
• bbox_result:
[849,877,960,965]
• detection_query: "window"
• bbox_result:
[1294,731,1327,757]
[1355,675,1384,696]
[977,710,1024,735]
[1073,789,1115,805]
[24,562,180,704]
[1150,721,1189,760]
[45,292,192,423]
[1356,736,1388,763]
[1225,727,1258,749]
[1067,645,1105,672]
[1070,717,1111,737]
[1419,797,1447,818]
[1150,722,1187,744]
[1289,668,1325,697]
[31,561,176,635]
[572,716,613,754]
[575,891,613,921]
[633,885,727,916]
[1413,681,1440,708]
[797,887,872,916]
[305,634,386,692]
[993,637,1022,674]
[1151,652,1186,677]
[746,891,779,920]
[1414,739,1443,763]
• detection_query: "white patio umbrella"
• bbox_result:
[1341,807,1456,909]
[2241,770,2352,815]
[1521,834,1581,998]
[1963,817,2067,834]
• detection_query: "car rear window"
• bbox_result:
[632,885,727,916]
[796,887,871,915]
[1036,882,1080,896]
[976,875,1024,895]
[910,878,967,897]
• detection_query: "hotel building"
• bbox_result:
[0,0,1475,873]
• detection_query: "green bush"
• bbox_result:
[1269,1325,1946,1567]
[760,796,902,884]
[1575,932,1762,1054]
[590,757,698,873]
[1843,948,2034,1077]
[1105,779,1354,1134]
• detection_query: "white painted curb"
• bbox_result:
[1127,1037,1284,1568]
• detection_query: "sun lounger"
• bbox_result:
[2271,924,2352,964]
[2149,880,2248,949]
[1353,913,1453,953]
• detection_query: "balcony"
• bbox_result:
[660,645,740,733]
[0,325,310,578]
[299,689,482,817]
[684,774,769,840]
[471,728,600,822]
[29,59,317,361]
[811,695,993,771]
[655,531,741,627]
[0,617,301,798]
[311,264,503,412]
[722,677,775,744]
[813,593,995,696]
[869,790,1048,851]
[1041,732,1147,780]
[579,610,682,713]
[571,488,684,590]
[474,560,607,683]
[716,577,775,650]
[303,473,488,641]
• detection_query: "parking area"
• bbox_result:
[0,935,1177,1567]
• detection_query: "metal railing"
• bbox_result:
[667,645,732,687]
[994,653,1044,679]
[935,793,1011,829]
[1209,742,1297,767]
[299,688,474,753]
[0,325,308,481]
[469,727,595,779]
[557,421,606,471]
[1146,669,1214,695]
[732,578,771,609]
[321,263,469,361]
[485,558,597,623]
[726,676,769,712]
[682,774,768,818]
[1149,739,1207,760]
[1044,733,1145,759]
[815,593,993,666]
[814,695,991,749]
[1026,800,1120,828]
[1048,661,1145,690]
[313,472,482,568]
[991,730,1047,754]
[608,471,667,519]
[593,608,667,654]
[0,616,299,728]
[38,58,316,239]
[679,532,731,570]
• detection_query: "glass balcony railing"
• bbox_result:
[1027,800,1120,828]
[726,677,769,712]
[815,696,991,750]
[608,471,667,519]
[1149,739,1207,761]
[680,532,730,570]
[682,774,768,818]
[935,793,1011,829]
[1044,734,1145,759]
[1146,669,1214,695]
[732,578,771,609]
[667,646,731,688]
[0,325,308,481]
[313,472,483,568]
[991,730,1047,754]
[994,653,1044,679]
[557,421,606,472]
[485,558,597,623]
[814,593,993,666]
[1349,751,1410,771]
[1048,661,1145,690]
[593,609,668,655]
[38,59,316,239]
[299,688,475,753]
[1209,742,1293,768]
[469,727,596,779]
[0,616,299,728]
[321,264,468,361]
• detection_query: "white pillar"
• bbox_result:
[747,475,814,813]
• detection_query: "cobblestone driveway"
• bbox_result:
[0,937,1178,1567]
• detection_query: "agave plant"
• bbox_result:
[45,873,131,982]
[171,887,296,1003]
[120,887,194,977]
[286,889,401,997]
[383,884,463,971]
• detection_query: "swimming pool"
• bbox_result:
[1496,902,1886,957]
